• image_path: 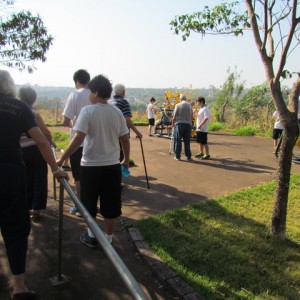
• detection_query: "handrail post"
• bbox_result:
[49,180,71,285]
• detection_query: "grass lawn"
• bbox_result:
[137,174,300,299]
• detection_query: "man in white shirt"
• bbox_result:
[58,74,130,248]
[146,97,157,136]
[62,69,90,216]
[195,97,211,159]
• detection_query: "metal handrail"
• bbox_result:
[60,178,147,299]
[53,177,147,300]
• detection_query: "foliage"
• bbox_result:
[208,122,225,132]
[234,125,257,136]
[234,83,272,124]
[170,0,300,239]
[0,0,53,72]
[212,68,244,122]
[138,174,300,299]
[170,1,250,40]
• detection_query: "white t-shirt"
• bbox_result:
[273,111,283,130]
[62,88,90,145]
[196,106,211,132]
[74,103,129,166]
[146,103,155,119]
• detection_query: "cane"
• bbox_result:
[139,138,150,189]
[169,127,174,155]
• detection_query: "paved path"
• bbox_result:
[1,127,299,299]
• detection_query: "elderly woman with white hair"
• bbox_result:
[0,70,68,300]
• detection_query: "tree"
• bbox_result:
[213,68,244,122]
[234,83,272,126]
[0,0,53,72]
[170,1,300,239]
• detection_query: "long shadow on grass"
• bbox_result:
[138,199,300,299]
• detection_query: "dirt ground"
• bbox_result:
[1,126,300,300]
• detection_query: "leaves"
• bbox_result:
[0,6,53,72]
[170,2,250,40]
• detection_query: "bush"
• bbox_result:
[209,122,225,132]
[51,131,70,150]
[234,126,257,136]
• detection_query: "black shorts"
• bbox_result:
[80,164,122,219]
[196,131,208,145]
[148,118,155,126]
[70,147,83,181]
[273,128,283,140]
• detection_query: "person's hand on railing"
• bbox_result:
[52,167,69,181]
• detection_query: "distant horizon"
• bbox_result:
[3,0,298,91]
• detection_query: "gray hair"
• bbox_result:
[114,83,125,96]
[180,94,187,101]
[18,86,37,106]
[0,70,16,97]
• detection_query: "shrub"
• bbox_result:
[234,126,257,136]
[209,122,225,132]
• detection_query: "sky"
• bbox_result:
[2,0,299,89]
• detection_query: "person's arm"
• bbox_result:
[125,117,143,139]
[57,131,86,165]
[27,127,68,179]
[35,112,56,147]
[119,133,130,168]
[63,116,72,128]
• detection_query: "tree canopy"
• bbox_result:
[0,0,53,72]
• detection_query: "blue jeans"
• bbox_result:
[174,123,192,159]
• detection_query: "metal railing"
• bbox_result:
[51,176,148,300]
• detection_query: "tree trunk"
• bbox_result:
[270,79,299,239]
[272,114,297,239]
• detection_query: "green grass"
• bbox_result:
[234,126,257,136]
[209,122,226,132]
[137,174,300,299]
[51,131,70,150]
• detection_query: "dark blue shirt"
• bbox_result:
[109,95,132,118]
[0,94,37,161]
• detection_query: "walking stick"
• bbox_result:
[169,127,174,155]
[139,138,150,189]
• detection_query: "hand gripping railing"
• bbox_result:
[51,176,148,300]
[50,146,147,299]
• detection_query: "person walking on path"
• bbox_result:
[57,74,130,248]
[272,110,283,152]
[0,70,68,300]
[146,97,157,136]
[19,86,57,219]
[62,69,90,216]
[195,97,211,160]
[171,94,193,161]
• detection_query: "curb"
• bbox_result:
[128,228,204,300]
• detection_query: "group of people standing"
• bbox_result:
[146,94,211,161]
[0,68,143,299]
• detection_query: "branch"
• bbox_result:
[275,0,300,83]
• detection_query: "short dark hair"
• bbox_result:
[19,86,37,106]
[88,75,112,99]
[197,97,206,104]
[73,69,90,85]
[150,97,155,103]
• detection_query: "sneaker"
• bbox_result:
[186,157,193,162]
[70,207,82,217]
[174,157,180,161]
[70,207,78,214]
[195,152,204,158]
[80,231,97,248]
[202,154,210,160]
